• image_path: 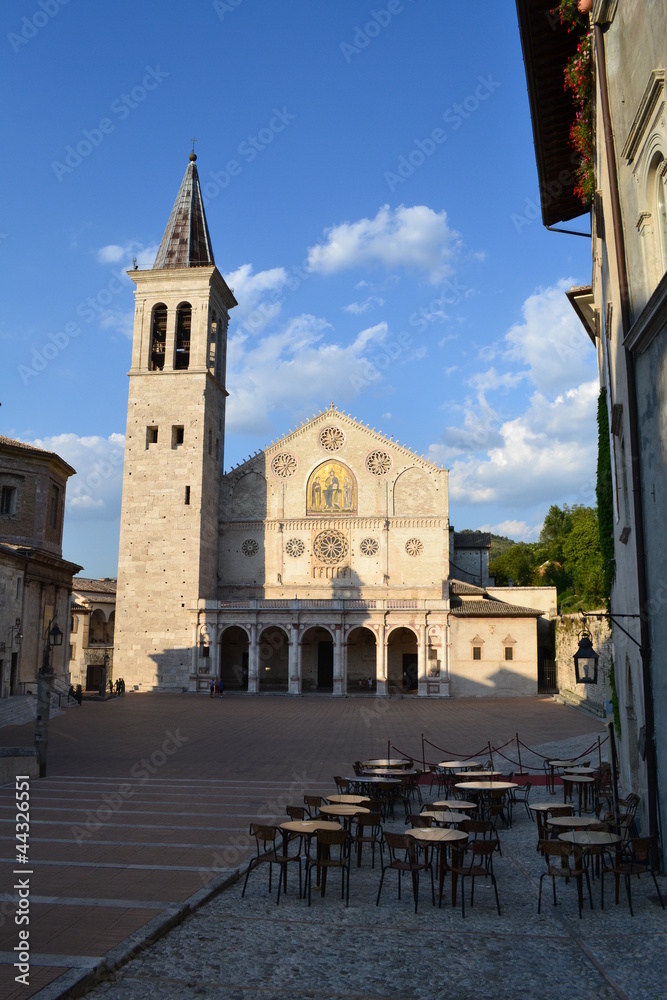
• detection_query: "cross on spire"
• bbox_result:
[191,136,197,154]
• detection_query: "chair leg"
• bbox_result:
[376,868,386,907]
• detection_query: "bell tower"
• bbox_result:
[114,153,237,690]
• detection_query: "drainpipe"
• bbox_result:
[594,22,660,860]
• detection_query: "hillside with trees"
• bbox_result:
[488,504,607,612]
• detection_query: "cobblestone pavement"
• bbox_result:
[2,695,663,999]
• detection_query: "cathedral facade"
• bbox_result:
[114,156,546,697]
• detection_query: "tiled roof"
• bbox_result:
[72,577,117,595]
[0,436,76,475]
[153,155,215,269]
[449,580,487,596]
[450,597,542,618]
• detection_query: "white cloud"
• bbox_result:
[504,278,595,394]
[343,295,385,315]
[97,242,158,270]
[480,519,542,542]
[226,316,397,437]
[307,205,460,284]
[99,309,134,339]
[29,433,125,522]
[224,263,289,332]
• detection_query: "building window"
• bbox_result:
[149,303,167,371]
[504,647,514,661]
[71,615,78,634]
[69,644,75,661]
[174,302,191,370]
[1,485,17,516]
[49,485,60,529]
[172,425,184,448]
[146,426,158,448]
[472,646,482,661]
[652,153,667,273]
[185,485,191,506]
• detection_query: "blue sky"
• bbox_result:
[1,0,596,578]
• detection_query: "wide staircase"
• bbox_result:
[0,683,74,730]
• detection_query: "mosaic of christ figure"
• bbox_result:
[307,461,357,515]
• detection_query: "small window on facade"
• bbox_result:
[146,426,158,448]
[49,485,60,529]
[149,303,167,371]
[69,644,75,661]
[201,645,210,658]
[472,646,482,661]
[174,302,191,370]
[504,647,514,661]
[16,577,22,600]
[1,485,17,516]
[185,485,191,506]
[172,425,184,448]
[71,615,78,634]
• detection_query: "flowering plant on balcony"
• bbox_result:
[554,1,595,205]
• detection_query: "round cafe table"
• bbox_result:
[278,819,342,891]
[563,766,597,776]
[454,771,502,780]
[405,826,469,906]
[559,830,621,848]
[361,758,411,769]
[326,794,370,806]
[547,814,602,832]
[562,775,595,815]
[362,768,419,778]
[545,760,577,794]
[419,810,467,827]
[319,803,370,831]
[455,781,517,792]
[431,799,476,812]
[438,760,483,771]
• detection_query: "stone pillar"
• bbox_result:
[333,625,344,697]
[417,622,428,697]
[288,625,300,695]
[375,624,387,697]
[164,308,177,371]
[247,624,259,694]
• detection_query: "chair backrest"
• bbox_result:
[353,761,363,776]
[547,805,574,819]
[470,838,497,862]
[629,836,653,865]
[304,795,324,812]
[356,812,382,832]
[384,831,411,860]
[540,839,582,873]
[249,823,278,852]
[286,805,307,821]
[408,814,434,828]
[316,828,349,857]
[622,792,640,814]
[462,818,493,837]
[333,776,350,794]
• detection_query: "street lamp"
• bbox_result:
[573,629,599,684]
[35,618,62,777]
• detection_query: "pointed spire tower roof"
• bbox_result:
[153,152,215,269]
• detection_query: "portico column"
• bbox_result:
[417,622,428,697]
[333,624,344,697]
[288,625,301,695]
[247,623,259,694]
[375,624,387,697]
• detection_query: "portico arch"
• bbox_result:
[387,626,418,693]
[258,625,290,692]
[300,625,334,692]
[218,625,249,691]
[346,626,377,693]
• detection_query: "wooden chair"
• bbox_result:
[447,838,501,918]
[510,779,533,820]
[241,823,302,904]
[350,811,383,868]
[538,839,592,918]
[376,832,435,913]
[333,776,350,794]
[601,836,665,916]
[305,828,351,906]
[303,794,325,818]
[286,805,307,821]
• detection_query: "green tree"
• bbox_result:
[489,542,538,586]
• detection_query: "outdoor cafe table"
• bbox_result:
[562,774,595,815]
[455,782,517,793]
[545,759,577,794]
[278,819,342,892]
[563,766,597,775]
[454,771,502,780]
[345,776,402,792]
[438,760,484,771]
[319,803,370,831]
[361,758,412,769]
[420,810,468,827]
[361,768,420,778]
[405,826,469,905]
[558,829,622,878]
[431,799,476,812]
[326,794,370,806]
[546,814,603,833]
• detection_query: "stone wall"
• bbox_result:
[555,612,612,717]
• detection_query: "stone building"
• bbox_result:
[0,436,81,696]
[69,578,116,691]
[114,154,551,698]
[517,0,667,859]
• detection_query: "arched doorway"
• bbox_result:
[219,626,249,691]
[258,626,289,692]
[301,626,334,692]
[346,626,376,693]
[387,627,418,693]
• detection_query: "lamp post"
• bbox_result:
[34,619,63,778]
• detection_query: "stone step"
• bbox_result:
[0,691,68,730]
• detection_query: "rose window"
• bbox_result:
[271,452,297,478]
[313,529,349,564]
[319,425,345,451]
[360,537,379,556]
[405,538,424,557]
[285,537,305,558]
[241,539,259,557]
[365,450,392,476]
